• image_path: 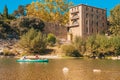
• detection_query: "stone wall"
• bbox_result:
[43,22,67,39]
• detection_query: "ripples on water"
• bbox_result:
[0,58,120,80]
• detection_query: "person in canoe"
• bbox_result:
[35,55,39,59]
[20,56,27,60]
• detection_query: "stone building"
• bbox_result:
[67,4,108,41]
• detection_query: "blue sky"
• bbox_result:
[0,0,120,16]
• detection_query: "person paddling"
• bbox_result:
[35,55,39,59]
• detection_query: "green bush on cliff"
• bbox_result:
[17,28,47,54]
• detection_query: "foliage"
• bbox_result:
[13,5,26,17]
[17,28,47,54]
[47,33,56,46]
[26,0,73,25]
[3,48,15,56]
[109,36,120,56]
[109,4,120,36]
[10,16,45,36]
[73,36,86,54]
[3,5,8,19]
[61,44,82,57]
[72,35,120,57]
[95,35,110,54]
[0,20,15,38]
[86,35,98,54]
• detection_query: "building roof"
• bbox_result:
[70,4,106,11]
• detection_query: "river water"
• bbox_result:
[0,57,120,80]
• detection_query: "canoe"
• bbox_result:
[16,59,48,62]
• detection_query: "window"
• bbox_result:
[91,20,93,25]
[67,27,70,32]
[97,28,98,33]
[96,22,98,26]
[102,23,104,27]
[86,13,88,18]
[96,15,98,19]
[96,10,98,13]
[86,26,88,33]
[102,10,104,14]
[72,19,78,25]
[102,16,104,20]
[91,8,93,12]
[86,20,88,24]
[92,28,93,33]
[86,7,88,11]
[91,14,93,18]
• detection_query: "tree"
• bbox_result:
[10,16,45,36]
[109,36,120,56]
[47,33,56,46]
[86,35,98,55]
[95,35,110,54]
[73,36,86,55]
[17,28,47,54]
[13,5,26,17]
[26,0,73,25]
[3,5,8,19]
[109,4,120,36]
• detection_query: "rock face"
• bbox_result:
[44,22,67,39]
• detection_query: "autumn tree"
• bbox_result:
[26,0,73,25]
[109,4,120,36]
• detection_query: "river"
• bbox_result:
[0,57,120,80]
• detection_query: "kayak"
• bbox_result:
[16,59,48,62]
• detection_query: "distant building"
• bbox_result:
[67,4,108,41]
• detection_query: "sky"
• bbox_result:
[0,0,120,16]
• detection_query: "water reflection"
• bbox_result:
[0,58,120,80]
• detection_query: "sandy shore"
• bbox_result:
[16,55,62,59]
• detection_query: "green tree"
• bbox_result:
[95,35,110,54]
[73,36,86,55]
[17,28,47,54]
[13,5,26,17]
[109,4,120,36]
[10,16,45,36]
[109,36,120,56]
[3,5,8,19]
[86,35,98,55]
[47,33,56,46]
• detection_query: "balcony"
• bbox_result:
[71,15,79,20]
[69,23,79,27]
[71,10,79,14]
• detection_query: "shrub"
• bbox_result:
[3,48,15,56]
[47,33,56,46]
[61,44,82,57]
[18,28,47,54]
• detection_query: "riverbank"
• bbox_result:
[15,55,62,59]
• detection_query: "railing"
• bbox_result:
[71,15,79,20]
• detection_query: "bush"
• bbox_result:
[61,44,82,57]
[18,28,47,54]
[47,33,56,46]
[3,48,15,56]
